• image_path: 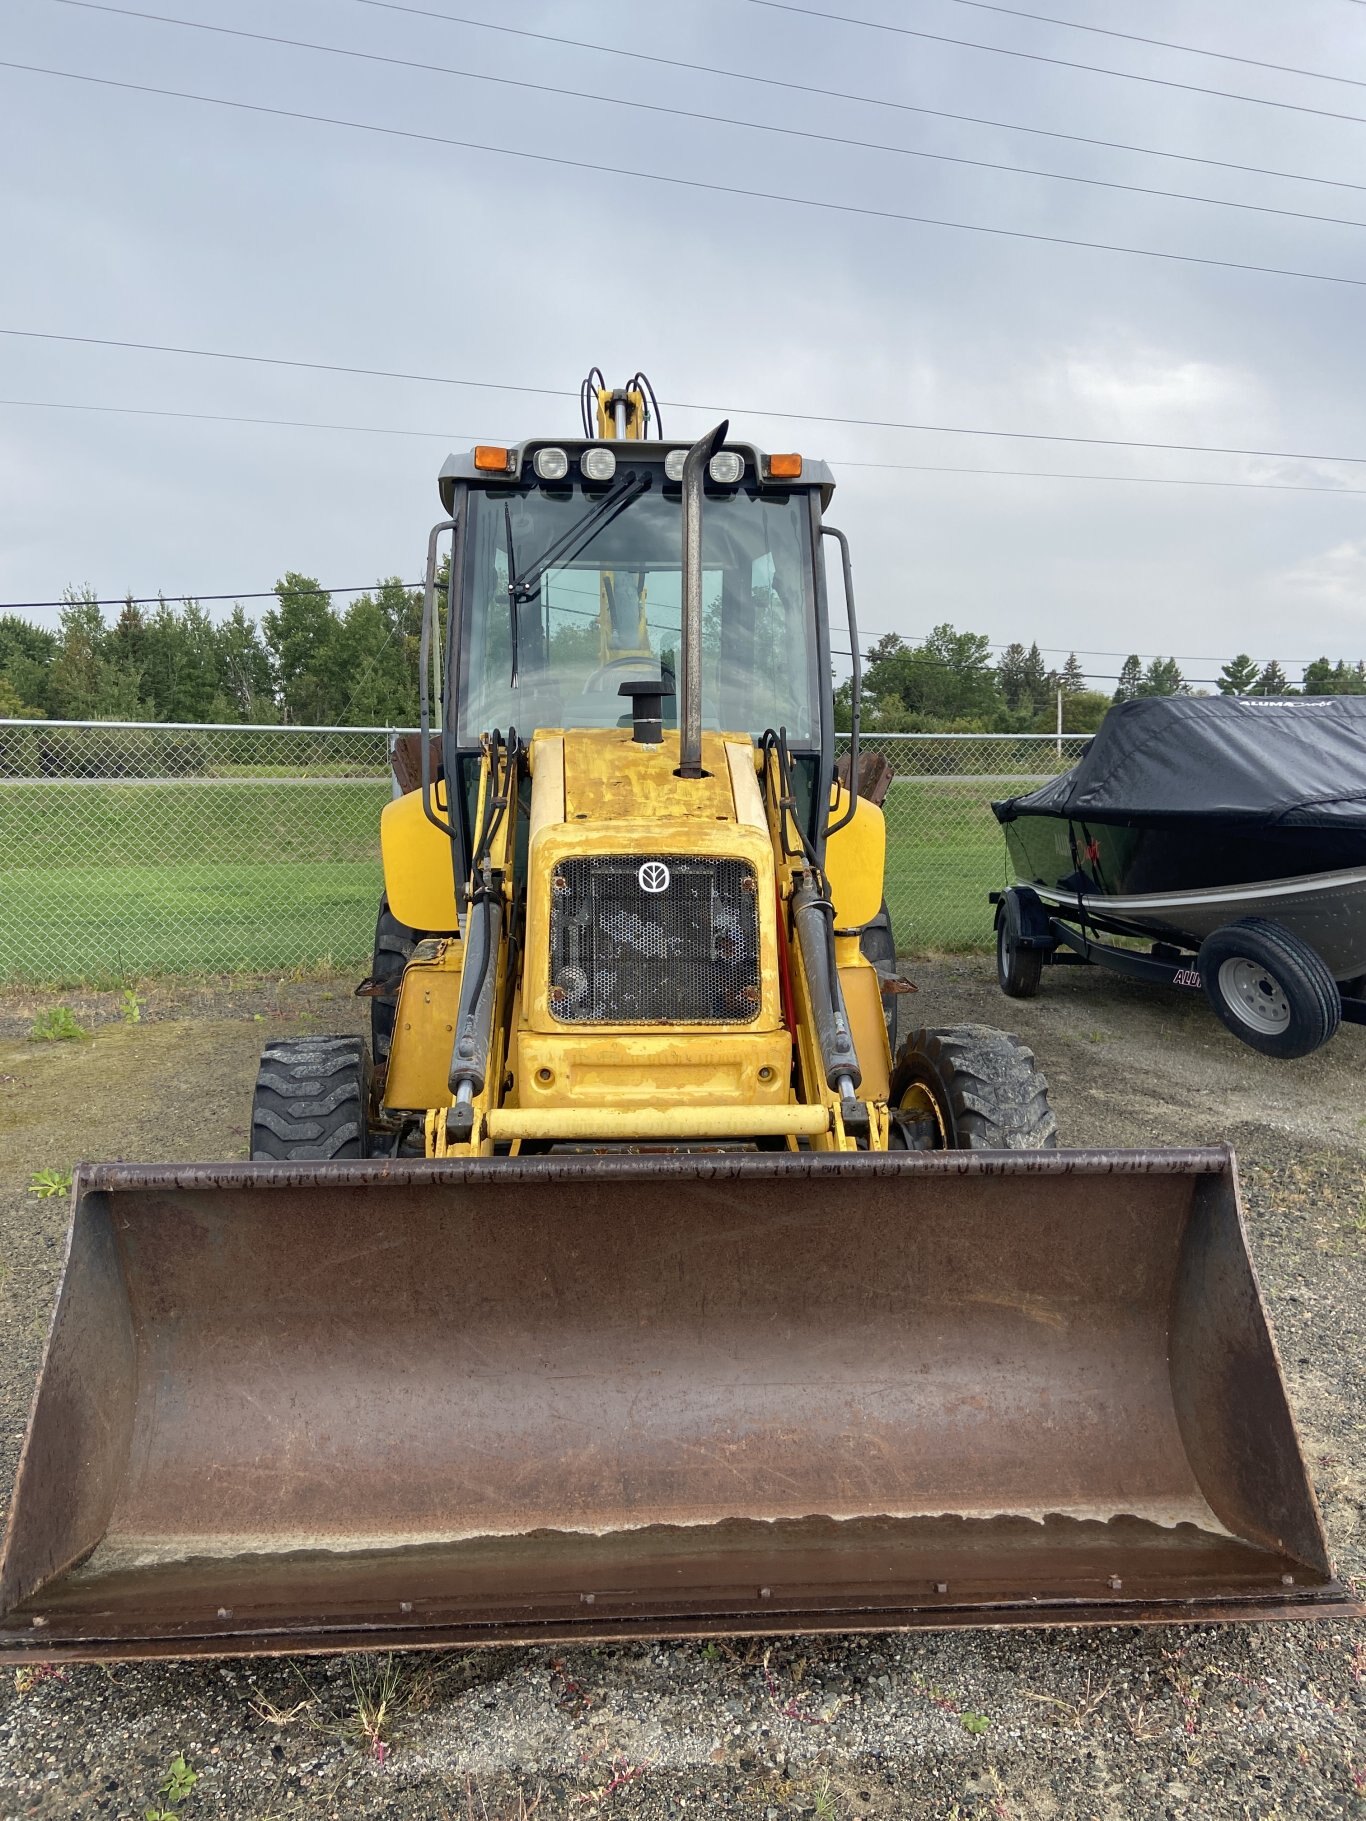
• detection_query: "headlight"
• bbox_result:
[664,449,686,481]
[581,447,617,482]
[533,446,569,482]
[708,451,744,485]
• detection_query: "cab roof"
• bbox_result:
[437,438,835,513]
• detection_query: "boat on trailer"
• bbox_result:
[990,695,1366,1057]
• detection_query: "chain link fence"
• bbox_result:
[0,720,394,985]
[841,732,1090,957]
[0,721,1089,984]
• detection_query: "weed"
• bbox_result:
[29,1006,87,1042]
[13,1663,67,1694]
[573,1753,650,1807]
[699,1640,721,1662]
[1024,1671,1113,1729]
[28,1168,73,1199]
[812,1779,840,1820]
[144,1751,198,1820]
[120,987,144,1024]
[1120,1697,1165,1742]
[286,1651,452,1762]
[960,1711,992,1735]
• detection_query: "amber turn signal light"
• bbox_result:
[474,445,513,472]
[768,453,803,479]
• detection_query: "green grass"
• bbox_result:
[0,779,388,982]
[881,777,1014,954]
[0,772,1017,983]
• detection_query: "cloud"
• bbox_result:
[1280,542,1366,610]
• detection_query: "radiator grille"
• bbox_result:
[548,854,761,1025]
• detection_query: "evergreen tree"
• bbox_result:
[995,642,1029,711]
[1253,659,1291,696]
[1059,652,1086,694]
[47,591,145,720]
[1020,641,1050,713]
[1217,653,1258,695]
[1113,654,1143,702]
[1137,657,1186,697]
[215,606,276,721]
[1301,657,1366,696]
[262,574,339,723]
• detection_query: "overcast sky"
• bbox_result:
[3,0,1365,691]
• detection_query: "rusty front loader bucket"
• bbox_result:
[0,1151,1351,1662]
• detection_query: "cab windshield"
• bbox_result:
[455,474,822,742]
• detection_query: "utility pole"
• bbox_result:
[1056,687,1063,756]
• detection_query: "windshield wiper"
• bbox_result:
[503,470,653,686]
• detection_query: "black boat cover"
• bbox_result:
[992,695,1366,827]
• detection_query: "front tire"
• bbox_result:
[1197,918,1340,1059]
[250,1036,372,1160]
[888,1025,1057,1150]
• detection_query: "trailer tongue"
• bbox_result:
[0,1150,1348,1663]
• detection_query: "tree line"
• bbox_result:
[838,629,1366,736]
[2,585,1361,735]
[0,575,424,726]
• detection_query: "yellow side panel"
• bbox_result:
[382,944,462,1111]
[380,785,460,933]
[824,788,886,929]
[837,947,891,1103]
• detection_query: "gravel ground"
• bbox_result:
[0,959,1362,1820]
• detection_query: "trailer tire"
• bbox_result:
[888,1025,1057,1151]
[250,1036,372,1160]
[996,890,1044,999]
[1198,919,1340,1059]
[369,894,419,1066]
[859,899,901,1054]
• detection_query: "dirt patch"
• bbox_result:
[0,961,1362,1819]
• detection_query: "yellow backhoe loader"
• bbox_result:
[0,372,1351,1662]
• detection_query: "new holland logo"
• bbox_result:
[637,861,671,894]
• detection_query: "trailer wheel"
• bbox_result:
[250,1036,372,1160]
[369,894,419,1066]
[859,899,901,1053]
[996,890,1044,999]
[888,1025,1057,1150]
[1198,919,1340,1059]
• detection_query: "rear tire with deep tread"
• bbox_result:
[1197,917,1340,1060]
[888,1024,1057,1150]
[250,1036,372,1160]
[370,894,419,1066]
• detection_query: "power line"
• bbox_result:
[8,397,1366,496]
[941,0,1366,90]
[347,0,1366,197]
[0,396,468,439]
[8,63,1366,295]
[740,0,1366,128]
[8,329,1366,468]
[1,582,419,611]
[45,2,1366,234]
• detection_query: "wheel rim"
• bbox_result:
[896,1080,948,1150]
[1217,955,1291,1035]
